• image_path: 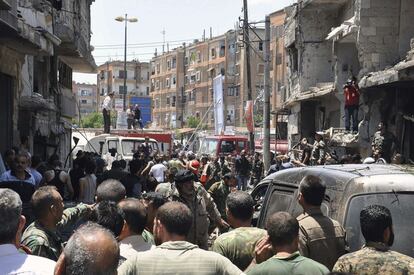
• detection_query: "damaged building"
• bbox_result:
[282,0,414,161]
[0,0,96,164]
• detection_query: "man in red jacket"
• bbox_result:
[344,78,360,133]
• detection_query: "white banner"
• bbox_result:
[213,75,224,135]
[114,99,124,112]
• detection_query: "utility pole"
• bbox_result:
[243,0,255,152]
[263,15,271,172]
[123,13,127,111]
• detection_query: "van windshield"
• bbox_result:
[122,140,159,156]
[344,193,414,257]
[199,139,218,156]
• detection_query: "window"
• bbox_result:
[166,96,170,105]
[184,75,189,84]
[219,45,225,57]
[100,71,105,80]
[345,193,414,257]
[264,190,294,223]
[196,71,201,82]
[101,88,105,96]
[81,99,88,104]
[211,48,216,59]
[197,51,202,63]
[155,80,160,90]
[146,87,150,95]
[119,85,127,94]
[172,96,176,107]
[172,75,177,87]
[258,64,265,74]
[80,90,91,96]
[237,141,245,151]
[199,139,218,156]
[172,57,177,69]
[235,87,239,96]
[167,59,171,70]
[118,70,127,79]
[147,72,150,80]
[227,87,234,96]
[156,63,160,74]
[190,73,196,84]
[166,78,170,88]
[220,141,236,154]
[259,42,264,51]
[288,45,299,73]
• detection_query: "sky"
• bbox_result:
[73,0,294,84]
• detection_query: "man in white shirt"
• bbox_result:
[118,198,153,259]
[102,92,114,133]
[149,156,167,183]
[0,188,56,274]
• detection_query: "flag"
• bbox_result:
[245,100,254,133]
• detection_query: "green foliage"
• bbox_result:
[254,114,263,127]
[77,112,117,128]
[187,116,201,128]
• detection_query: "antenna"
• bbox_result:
[161,28,166,54]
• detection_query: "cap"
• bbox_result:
[174,169,196,184]
[315,131,324,136]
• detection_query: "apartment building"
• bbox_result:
[96,60,150,110]
[151,29,265,130]
[150,48,185,128]
[72,82,98,120]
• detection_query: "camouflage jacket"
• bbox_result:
[208,180,230,219]
[311,140,326,162]
[155,182,179,200]
[333,242,414,275]
[211,227,267,271]
[21,204,90,261]
[173,182,221,250]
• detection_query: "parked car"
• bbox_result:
[251,164,414,257]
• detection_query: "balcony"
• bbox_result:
[0,0,17,35]
[54,6,96,73]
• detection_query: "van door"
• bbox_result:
[258,183,296,228]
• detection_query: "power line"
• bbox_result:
[93,42,184,50]
[93,38,192,48]
[93,52,155,58]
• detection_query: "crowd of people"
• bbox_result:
[0,142,413,274]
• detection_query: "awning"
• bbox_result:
[177,128,195,134]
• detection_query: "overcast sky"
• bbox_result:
[73,0,294,84]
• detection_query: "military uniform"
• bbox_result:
[297,208,347,270]
[251,159,264,186]
[333,242,414,275]
[371,131,395,162]
[208,180,230,219]
[155,182,179,200]
[21,204,90,261]
[211,227,267,271]
[173,182,221,250]
[311,140,326,165]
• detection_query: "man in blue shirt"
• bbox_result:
[0,153,36,186]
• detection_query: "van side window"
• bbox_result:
[237,141,245,151]
[108,140,118,153]
[264,189,293,224]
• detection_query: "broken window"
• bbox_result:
[288,45,298,73]
[190,73,196,84]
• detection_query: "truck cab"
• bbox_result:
[198,135,249,157]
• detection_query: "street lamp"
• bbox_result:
[115,14,138,113]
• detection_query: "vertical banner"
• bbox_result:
[213,75,224,135]
[245,100,254,133]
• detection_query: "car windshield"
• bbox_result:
[199,139,218,156]
[122,140,144,155]
[344,192,414,257]
[221,140,236,154]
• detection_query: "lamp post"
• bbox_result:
[115,14,138,112]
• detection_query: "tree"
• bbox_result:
[187,116,201,128]
[76,112,117,128]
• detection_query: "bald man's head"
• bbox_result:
[59,222,119,275]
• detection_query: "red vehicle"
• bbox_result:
[198,135,249,157]
[255,138,288,155]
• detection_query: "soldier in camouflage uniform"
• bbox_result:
[333,205,414,274]
[371,122,396,163]
[173,169,229,250]
[211,191,267,271]
[207,173,237,219]
[21,186,91,261]
[311,132,326,165]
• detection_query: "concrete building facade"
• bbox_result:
[281,0,414,160]
[0,0,96,164]
[72,82,98,120]
[97,60,150,111]
[150,29,265,130]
